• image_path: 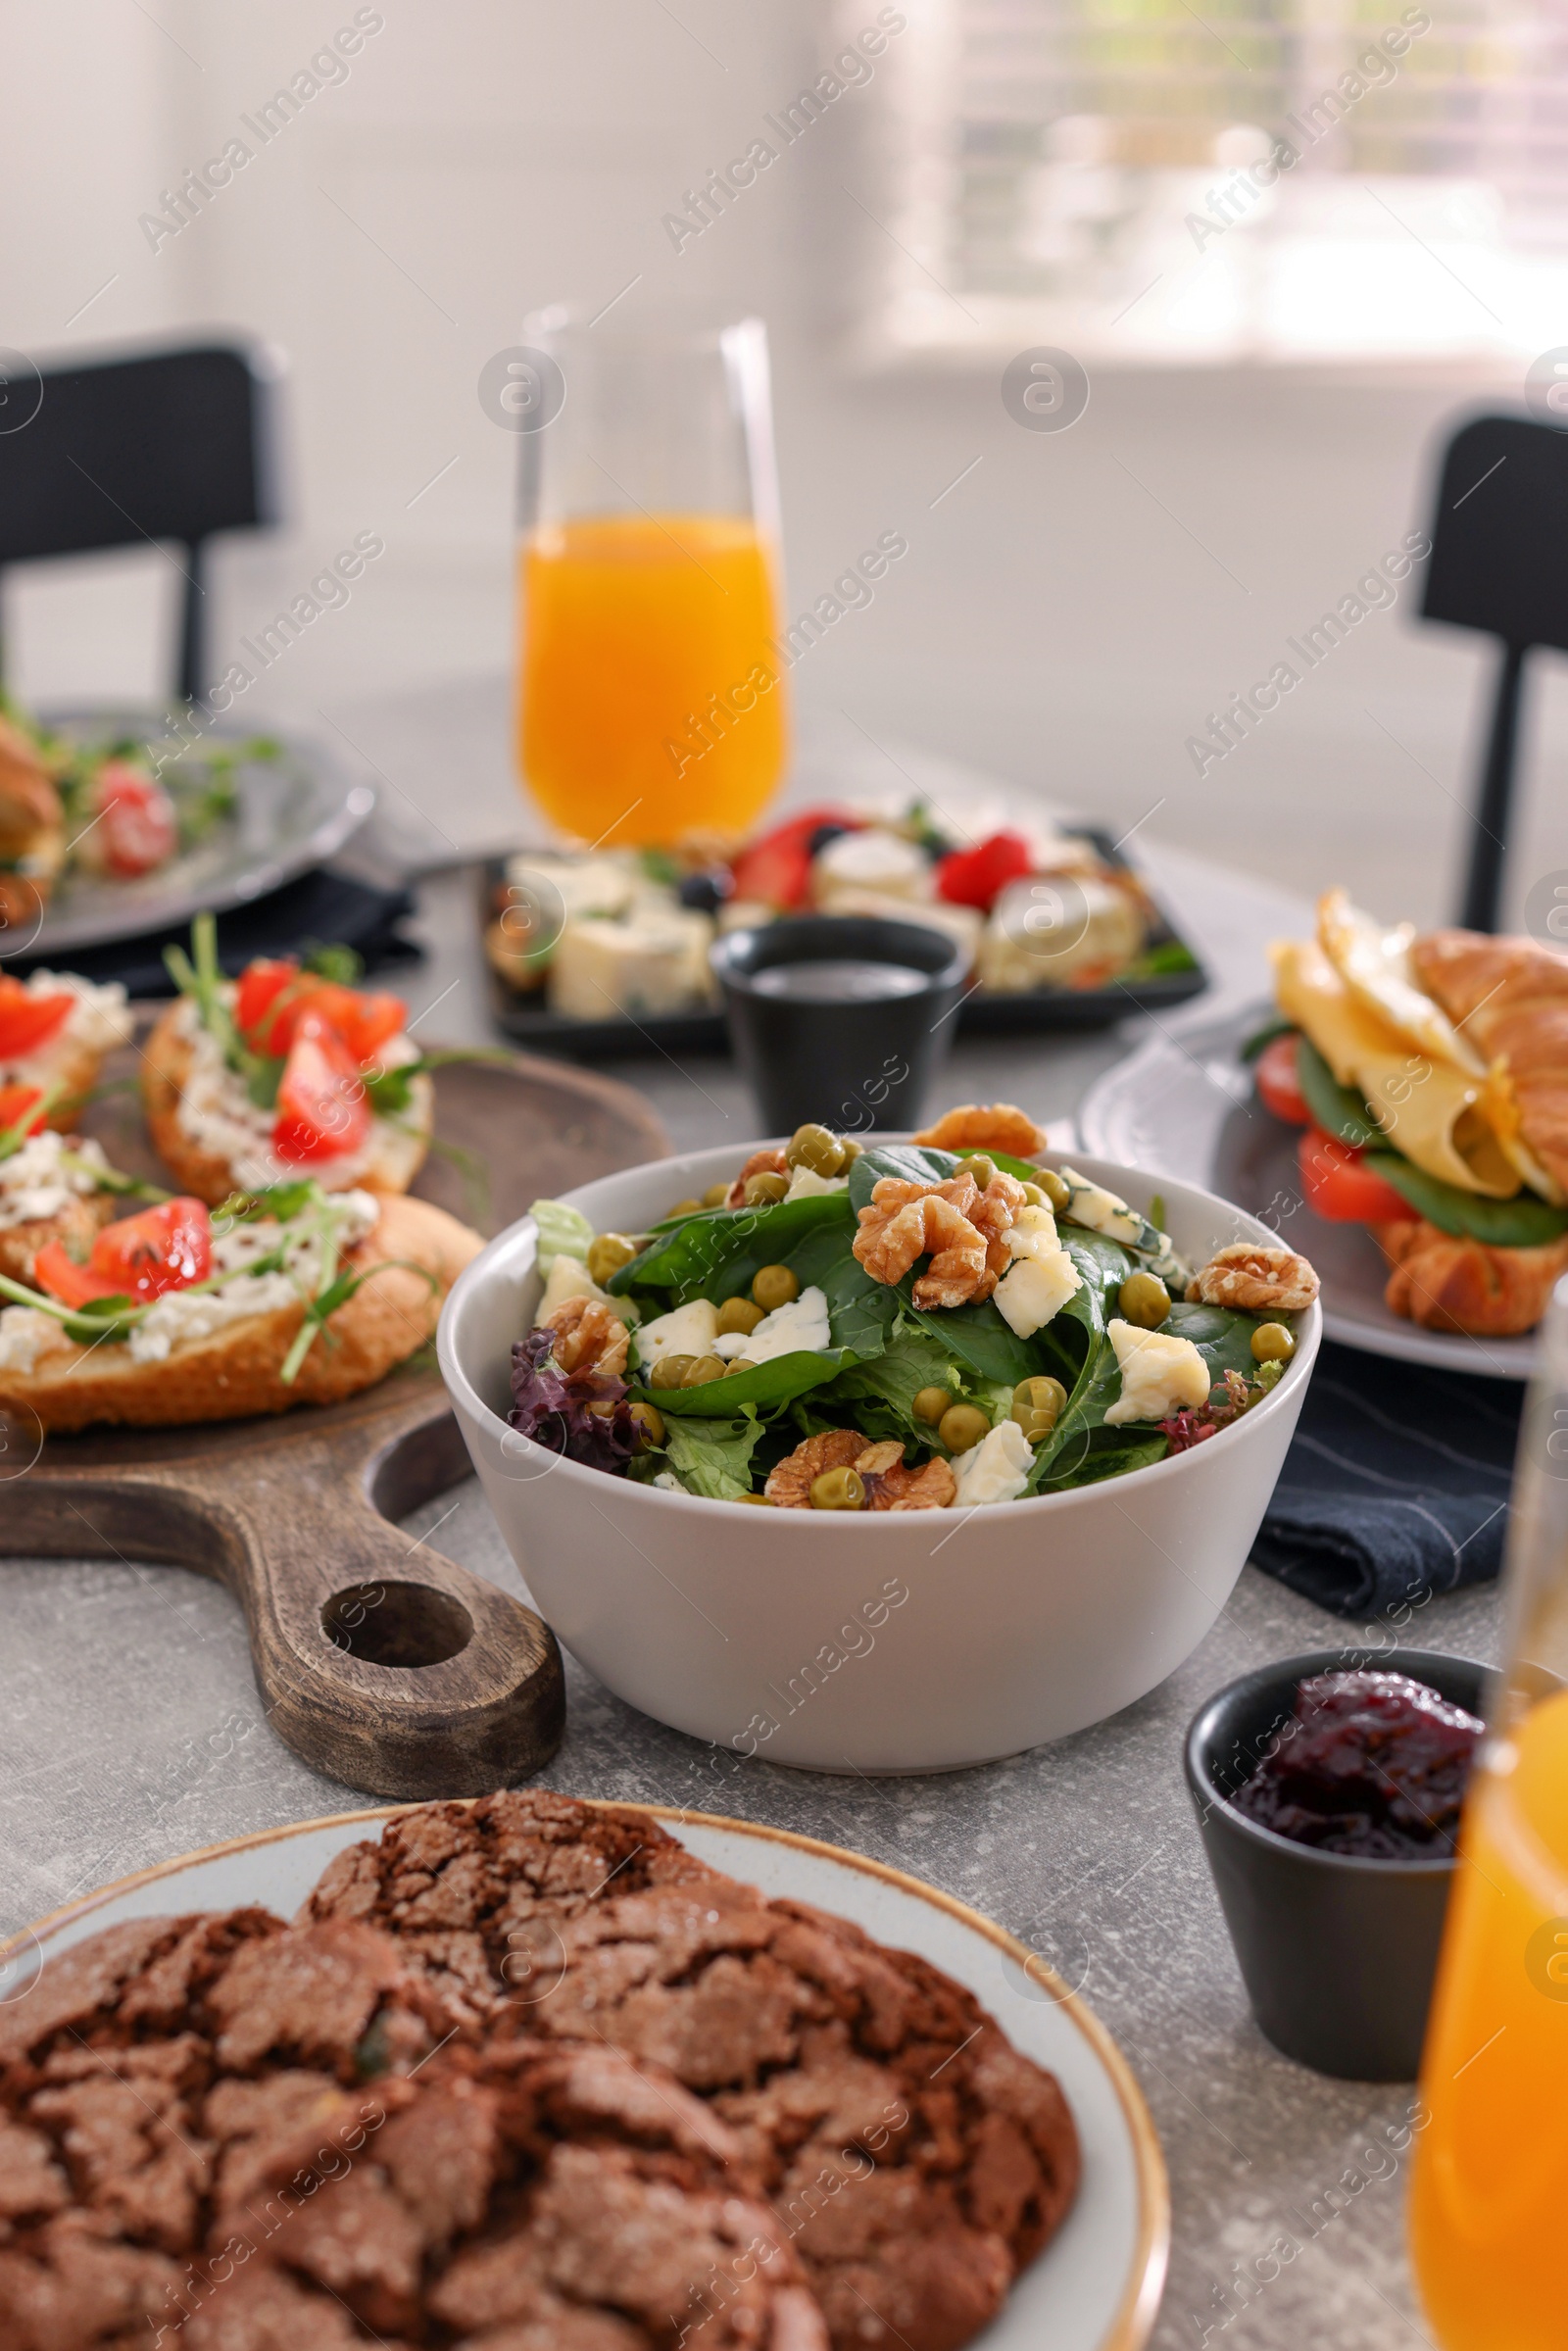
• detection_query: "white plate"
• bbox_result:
[8,1803,1168,2351]
[16,709,373,956]
[1078,1004,1539,1381]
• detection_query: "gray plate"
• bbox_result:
[1078,1002,1540,1381]
[14,710,373,957]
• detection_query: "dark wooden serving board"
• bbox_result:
[0,1037,669,1801]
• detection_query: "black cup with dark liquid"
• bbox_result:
[710,915,968,1135]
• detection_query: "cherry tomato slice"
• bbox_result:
[272,1013,371,1164]
[0,1084,46,1138]
[295,981,407,1062]
[93,761,178,879]
[1256,1032,1311,1125]
[0,977,74,1060]
[234,962,406,1060]
[1298,1127,1411,1224]
[935,830,1036,912]
[34,1198,212,1307]
[729,808,861,908]
[235,958,302,1053]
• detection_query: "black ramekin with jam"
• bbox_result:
[1184,1646,1489,2081]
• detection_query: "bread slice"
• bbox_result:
[0,1194,480,1432]
[142,1001,432,1205]
[1376,1213,1568,1337]
[0,1190,118,1286]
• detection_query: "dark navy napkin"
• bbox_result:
[1251,1340,1523,1621]
[11,868,422,997]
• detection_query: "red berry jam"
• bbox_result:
[1232,1670,1484,1859]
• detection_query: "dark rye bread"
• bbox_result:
[301,1793,1081,2351]
[0,1907,825,2351]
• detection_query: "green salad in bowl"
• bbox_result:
[509,1102,1320,1512]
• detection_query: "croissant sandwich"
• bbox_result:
[1261,892,1568,1337]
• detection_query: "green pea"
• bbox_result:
[586,1233,638,1286]
[912,1386,954,1426]
[1118,1272,1171,1330]
[649,1354,695,1391]
[955,1153,997,1193]
[1010,1375,1067,1444]
[1251,1321,1296,1364]
[716,1295,764,1337]
[810,1467,866,1509]
[744,1171,790,1206]
[752,1263,799,1312]
[786,1122,847,1177]
[938,1403,990,1455]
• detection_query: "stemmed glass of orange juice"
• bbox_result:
[1408,1273,1568,2348]
[514,311,788,851]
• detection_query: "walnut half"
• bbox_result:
[540,1295,628,1377]
[1186,1243,1319,1314]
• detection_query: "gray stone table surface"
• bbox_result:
[1,709,1493,2351]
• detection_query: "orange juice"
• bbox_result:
[518,513,787,848]
[1408,1688,1568,2348]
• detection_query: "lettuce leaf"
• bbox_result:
[530,1199,595,1273]
[662,1414,761,1499]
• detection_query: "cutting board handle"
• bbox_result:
[8,1391,564,1800]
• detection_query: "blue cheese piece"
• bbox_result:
[784,1166,848,1201]
[1102,1318,1210,1425]
[505,855,638,923]
[994,1204,1083,1339]
[633,1298,718,1369]
[712,1284,831,1364]
[952,1418,1035,1506]
[549,906,714,1021]
[1058,1168,1147,1246]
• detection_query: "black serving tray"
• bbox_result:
[480,826,1206,1061]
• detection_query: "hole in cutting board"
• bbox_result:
[321,1581,472,1667]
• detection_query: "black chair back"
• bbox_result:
[1421,414,1568,931]
[0,340,277,707]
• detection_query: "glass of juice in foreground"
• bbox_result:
[515,311,788,851]
[1408,1272,1568,2348]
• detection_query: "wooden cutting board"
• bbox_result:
[0,1037,669,1802]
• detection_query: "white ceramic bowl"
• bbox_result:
[438,1146,1321,1773]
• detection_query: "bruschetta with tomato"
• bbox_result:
[141,919,435,1206]
[0,1180,480,1431]
[0,969,134,1122]
[0,1082,148,1286]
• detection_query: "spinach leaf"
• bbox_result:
[905,1297,1037,1386]
[611,1194,853,1305]
[635,1348,858,1417]
[662,1415,761,1499]
[1295,1035,1382,1149]
[1026,1328,1126,1489]
[1165,1298,1271,1384]
[1362,1153,1568,1248]
[1035,1429,1168,1493]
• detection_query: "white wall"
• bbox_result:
[2,0,1561,924]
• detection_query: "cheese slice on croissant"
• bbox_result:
[1411,930,1568,1204]
[1271,938,1520,1197]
